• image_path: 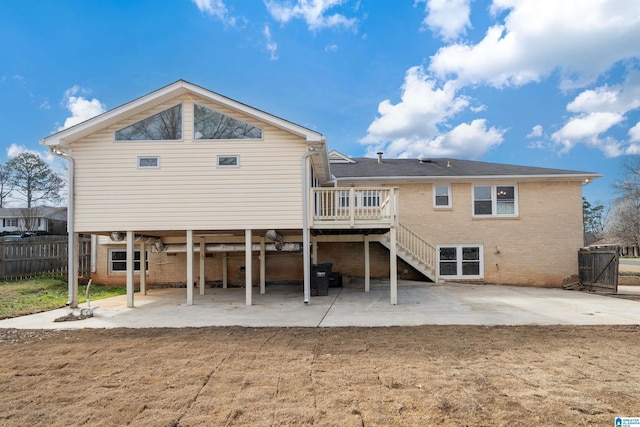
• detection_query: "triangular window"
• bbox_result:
[115,104,182,141]
[194,104,262,140]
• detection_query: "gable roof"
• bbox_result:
[41,80,325,148]
[40,80,331,182]
[0,207,67,220]
[330,155,601,182]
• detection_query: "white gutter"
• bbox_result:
[49,147,77,307]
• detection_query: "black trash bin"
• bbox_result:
[329,272,342,288]
[311,263,332,296]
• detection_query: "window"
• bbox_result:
[194,104,262,140]
[336,190,381,209]
[115,104,182,141]
[5,218,17,227]
[137,156,159,168]
[217,155,239,167]
[473,185,517,217]
[109,249,149,273]
[433,184,451,208]
[361,190,380,207]
[438,245,483,279]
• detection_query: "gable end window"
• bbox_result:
[472,184,518,217]
[194,104,263,140]
[433,184,451,208]
[115,104,182,141]
[137,156,159,168]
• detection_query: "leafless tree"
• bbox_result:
[0,163,15,207]
[604,156,640,247]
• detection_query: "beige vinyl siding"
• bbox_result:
[71,95,308,232]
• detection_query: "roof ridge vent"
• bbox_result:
[418,156,431,163]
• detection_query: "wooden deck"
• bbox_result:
[310,187,397,229]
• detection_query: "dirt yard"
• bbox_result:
[1,325,639,426]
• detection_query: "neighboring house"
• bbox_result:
[0,207,67,235]
[40,80,600,308]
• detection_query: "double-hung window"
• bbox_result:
[438,245,483,279]
[472,185,517,217]
[109,249,149,273]
[433,184,451,208]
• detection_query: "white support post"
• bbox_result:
[260,237,266,294]
[139,242,147,296]
[312,237,318,265]
[245,229,252,306]
[68,232,79,308]
[126,231,135,308]
[389,227,398,305]
[186,230,194,305]
[222,252,228,288]
[364,235,371,293]
[199,236,206,295]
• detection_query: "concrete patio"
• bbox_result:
[1,280,639,329]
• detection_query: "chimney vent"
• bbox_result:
[377,152,383,163]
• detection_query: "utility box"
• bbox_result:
[311,263,332,296]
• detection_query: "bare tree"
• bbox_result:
[604,156,640,247]
[0,163,14,207]
[18,207,42,235]
[7,152,64,208]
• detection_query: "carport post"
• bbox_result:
[199,237,206,295]
[222,252,228,288]
[139,242,147,295]
[126,231,135,308]
[364,235,370,292]
[186,230,194,305]
[389,227,397,305]
[260,237,266,294]
[245,229,252,306]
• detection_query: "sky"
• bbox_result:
[1,0,640,208]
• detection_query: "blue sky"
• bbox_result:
[1,0,640,207]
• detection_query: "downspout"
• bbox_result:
[301,150,315,304]
[50,147,76,307]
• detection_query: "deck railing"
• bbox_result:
[311,187,397,227]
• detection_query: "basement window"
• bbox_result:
[438,245,483,279]
[109,249,149,273]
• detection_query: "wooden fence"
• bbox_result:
[0,236,91,280]
[578,246,619,293]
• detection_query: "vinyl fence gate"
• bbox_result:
[578,246,619,293]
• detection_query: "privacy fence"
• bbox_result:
[0,236,91,280]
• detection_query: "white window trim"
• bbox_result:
[472,184,518,218]
[433,184,452,208]
[217,155,240,168]
[137,156,160,169]
[437,244,484,279]
[108,249,149,274]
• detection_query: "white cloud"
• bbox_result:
[629,122,640,143]
[551,69,640,155]
[7,143,56,164]
[192,0,243,26]
[365,119,504,159]
[58,86,106,131]
[361,66,504,159]
[325,44,339,53]
[265,0,358,31]
[361,66,470,144]
[263,25,278,60]
[527,125,543,138]
[551,112,624,155]
[416,0,472,41]
[429,0,640,89]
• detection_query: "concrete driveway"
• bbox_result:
[1,280,639,329]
